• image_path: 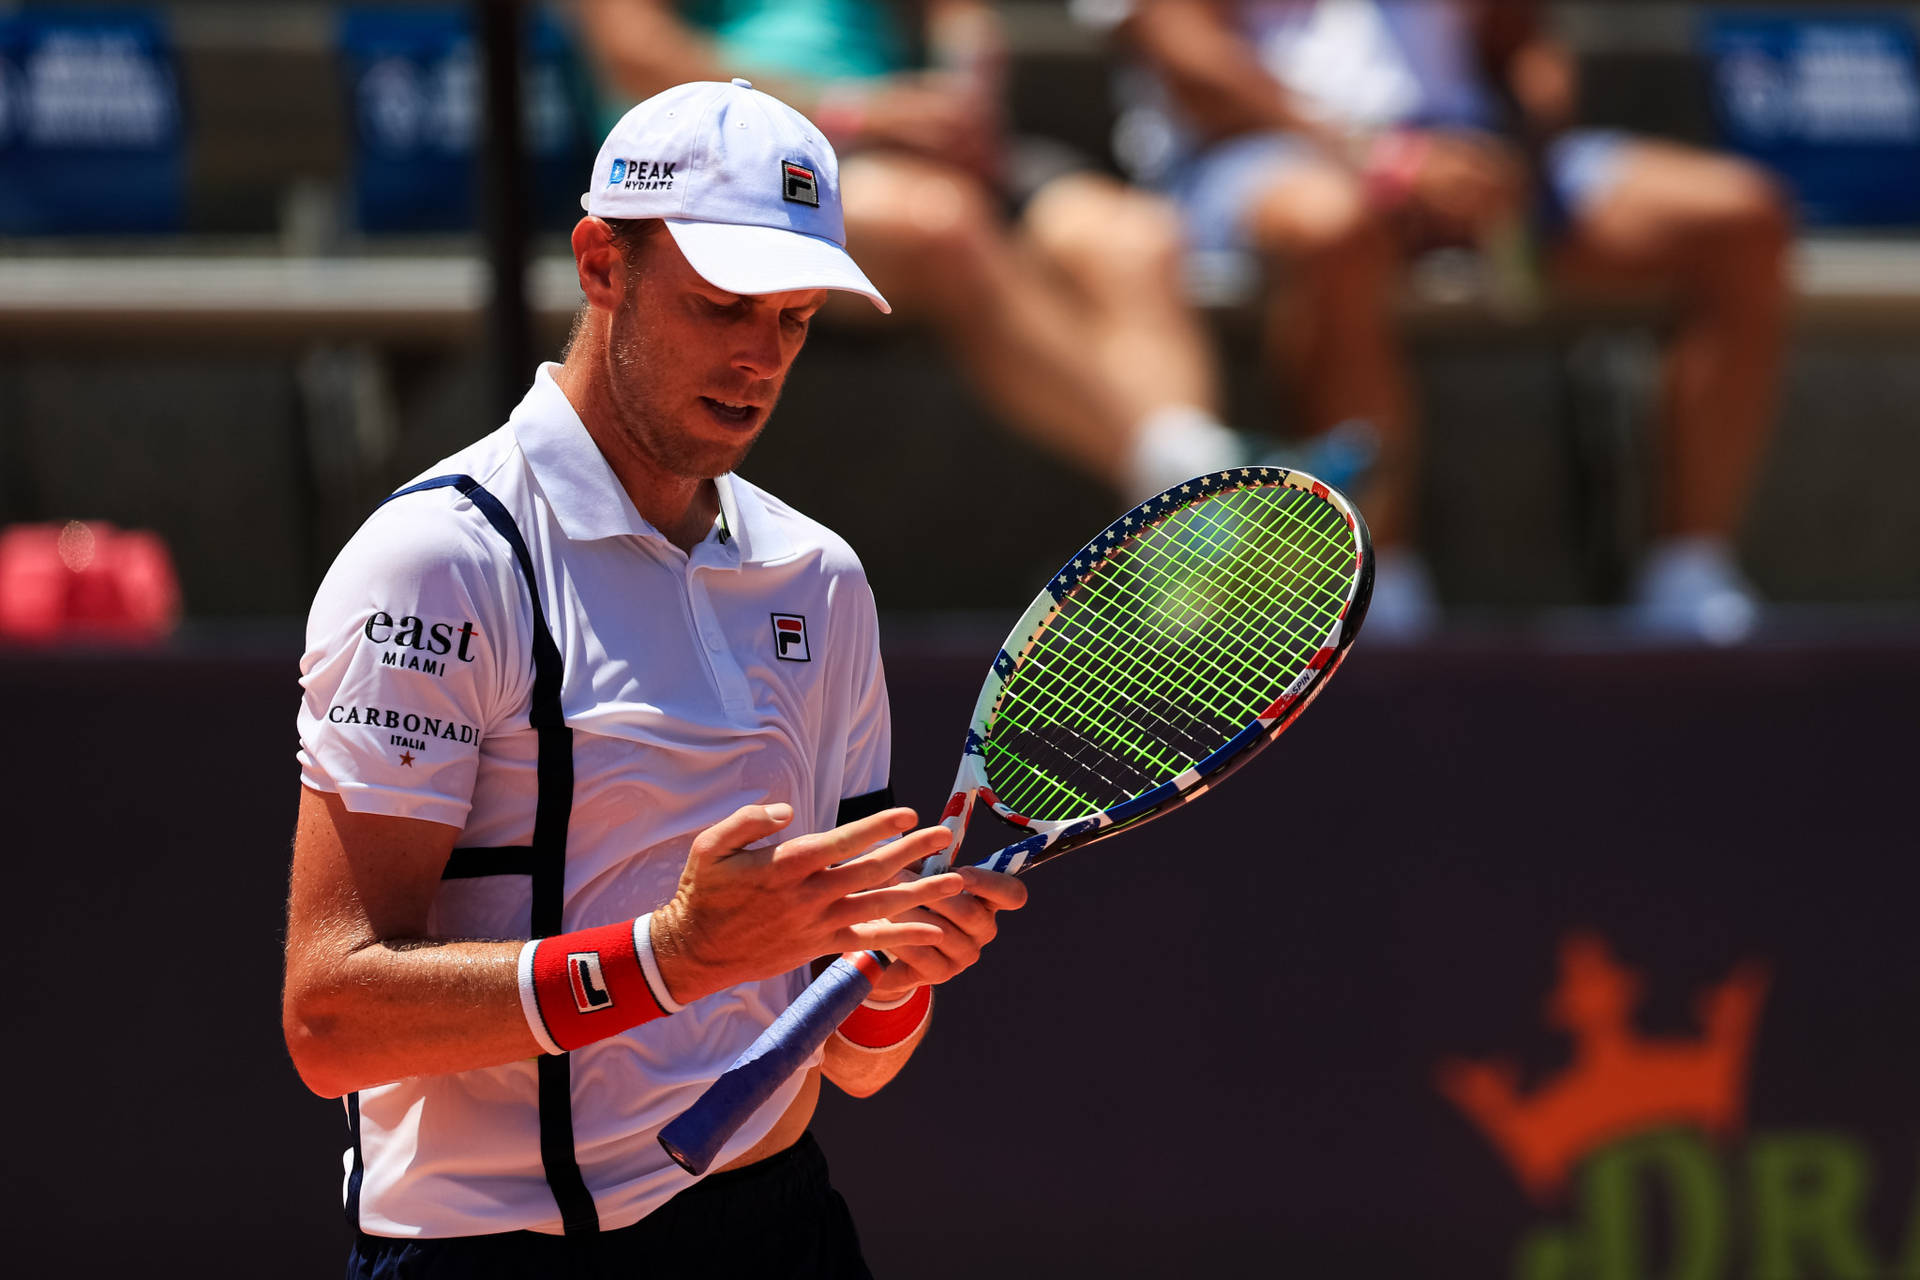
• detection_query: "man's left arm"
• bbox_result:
[821,865,1027,1096]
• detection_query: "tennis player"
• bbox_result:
[283,78,1024,1277]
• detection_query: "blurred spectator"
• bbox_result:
[1111,0,1792,642]
[577,0,1267,502]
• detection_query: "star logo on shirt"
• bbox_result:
[398,750,416,767]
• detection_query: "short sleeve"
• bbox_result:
[296,492,530,828]
[836,571,892,804]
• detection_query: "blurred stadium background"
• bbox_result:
[3,2,1918,1275]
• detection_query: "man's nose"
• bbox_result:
[732,314,785,380]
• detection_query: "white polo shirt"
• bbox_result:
[296,363,891,1236]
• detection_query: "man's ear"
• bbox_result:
[572,216,626,313]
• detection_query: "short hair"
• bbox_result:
[602,216,665,264]
[560,217,666,357]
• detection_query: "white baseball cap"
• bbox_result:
[581,78,889,314]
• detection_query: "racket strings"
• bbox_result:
[988,500,1345,817]
[983,483,1356,821]
[1036,494,1347,757]
[1071,486,1352,705]
[1014,490,1347,741]
[1001,497,1342,774]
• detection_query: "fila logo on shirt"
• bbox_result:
[568,952,613,1014]
[781,160,818,207]
[772,613,810,662]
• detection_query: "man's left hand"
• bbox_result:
[863,865,1027,1001]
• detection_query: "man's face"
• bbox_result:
[602,229,827,481]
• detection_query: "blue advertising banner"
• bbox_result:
[0,7,183,234]
[340,6,592,233]
[1704,11,1920,225]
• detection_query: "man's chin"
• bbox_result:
[665,432,762,482]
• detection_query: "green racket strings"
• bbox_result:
[983,482,1355,823]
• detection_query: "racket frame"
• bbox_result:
[923,464,1373,876]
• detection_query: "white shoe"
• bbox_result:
[1629,536,1760,645]
[1364,548,1441,640]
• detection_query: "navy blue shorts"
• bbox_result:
[345,1131,872,1279]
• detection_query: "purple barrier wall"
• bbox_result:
[3,638,1916,1277]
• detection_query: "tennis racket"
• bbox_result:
[659,465,1372,1174]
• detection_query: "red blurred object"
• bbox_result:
[0,521,182,644]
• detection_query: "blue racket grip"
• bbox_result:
[659,953,879,1175]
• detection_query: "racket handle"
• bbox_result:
[658,952,880,1175]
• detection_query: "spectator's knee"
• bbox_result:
[1246,172,1395,288]
[1708,165,1794,273]
[850,171,1002,311]
[1105,196,1189,288]
[1027,179,1188,291]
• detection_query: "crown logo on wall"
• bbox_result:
[1436,932,1769,1203]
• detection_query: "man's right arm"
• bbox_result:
[283,787,534,1098]
[282,788,966,1098]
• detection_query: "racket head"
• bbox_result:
[951,466,1372,873]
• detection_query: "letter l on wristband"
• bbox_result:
[518,913,679,1054]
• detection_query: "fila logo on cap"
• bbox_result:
[772,613,810,661]
[782,161,819,207]
[568,952,613,1013]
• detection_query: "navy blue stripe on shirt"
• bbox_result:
[345,1092,364,1229]
[440,847,543,879]
[836,786,895,826]
[381,474,599,1236]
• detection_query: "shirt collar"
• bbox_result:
[513,364,797,563]
[713,472,798,565]
[513,364,655,543]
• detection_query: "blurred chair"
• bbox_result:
[0,521,181,645]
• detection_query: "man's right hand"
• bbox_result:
[648,803,965,1005]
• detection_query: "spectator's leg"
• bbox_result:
[1552,141,1791,542]
[1020,174,1238,495]
[1552,140,1790,641]
[1244,164,1416,547]
[833,153,1175,492]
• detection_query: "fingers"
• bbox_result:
[840,918,948,954]
[692,802,795,862]
[952,865,1027,911]
[911,889,999,941]
[823,871,966,930]
[772,806,922,873]
[859,875,1021,985]
[811,823,953,894]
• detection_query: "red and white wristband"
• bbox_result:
[516,913,681,1055]
[834,979,933,1052]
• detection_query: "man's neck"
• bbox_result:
[551,356,720,555]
